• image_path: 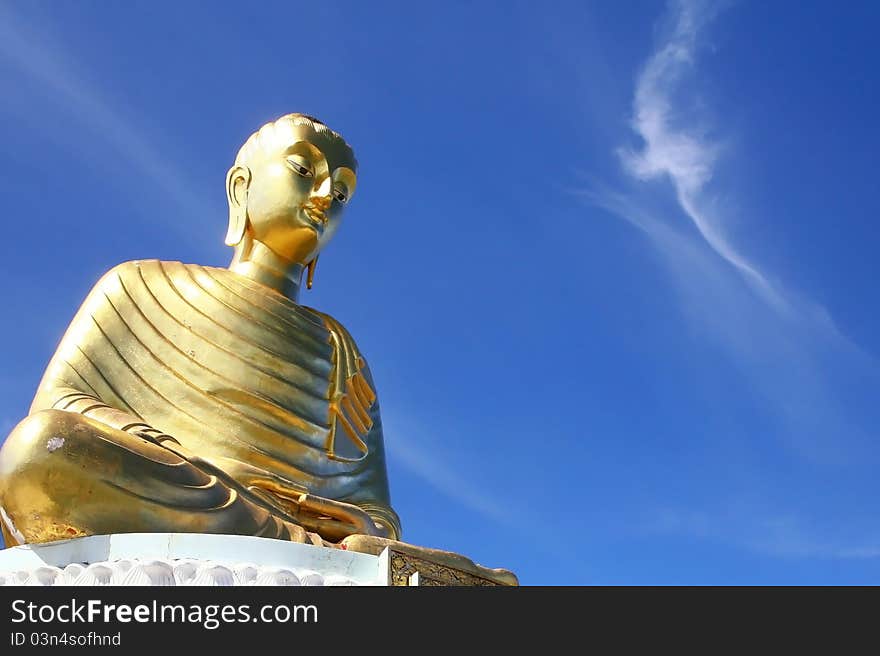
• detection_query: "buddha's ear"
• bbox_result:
[225,165,251,246]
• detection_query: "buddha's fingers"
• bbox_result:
[295,493,383,538]
[289,514,361,543]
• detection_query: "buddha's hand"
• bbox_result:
[285,493,389,542]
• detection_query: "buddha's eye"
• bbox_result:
[286,155,313,178]
[333,186,349,204]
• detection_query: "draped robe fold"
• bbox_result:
[29,260,398,537]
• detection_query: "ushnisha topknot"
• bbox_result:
[234,113,357,170]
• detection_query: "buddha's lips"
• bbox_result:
[304,207,327,228]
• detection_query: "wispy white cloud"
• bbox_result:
[653,508,880,560]
[587,0,880,465]
[0,5,213,246]
[381,408,595,581]
[584,0,880,558]
[380,408,513,527]
[617,0,782,308]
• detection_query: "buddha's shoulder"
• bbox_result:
[301,306,352,337]
[301,305,369,355]
[87,262,362,342]
[90,259,211,289]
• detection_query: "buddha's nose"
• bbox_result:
[310,195,331,211]
[309,178,333,211]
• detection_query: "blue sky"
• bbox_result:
[1,0,879,584]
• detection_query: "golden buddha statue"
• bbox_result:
[0,113,517,585]
[0,113,400,547]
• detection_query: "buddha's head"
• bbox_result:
[225,113,357,267]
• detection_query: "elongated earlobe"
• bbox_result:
[225,165,251,246]
[306,256,318,290]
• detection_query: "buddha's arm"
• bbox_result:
[27,264,169,441]
[38,387,168,441]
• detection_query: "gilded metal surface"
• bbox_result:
[392,552,501,587]
[342,536,518,586]
[0,114,401,546]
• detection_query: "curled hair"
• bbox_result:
[234,113,357,169]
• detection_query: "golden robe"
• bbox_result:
[17,259,399,540]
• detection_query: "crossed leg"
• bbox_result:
[0,410,320,546]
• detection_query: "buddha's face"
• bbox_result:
[229,123,357,265]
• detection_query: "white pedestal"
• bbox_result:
[0,533,388,586]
